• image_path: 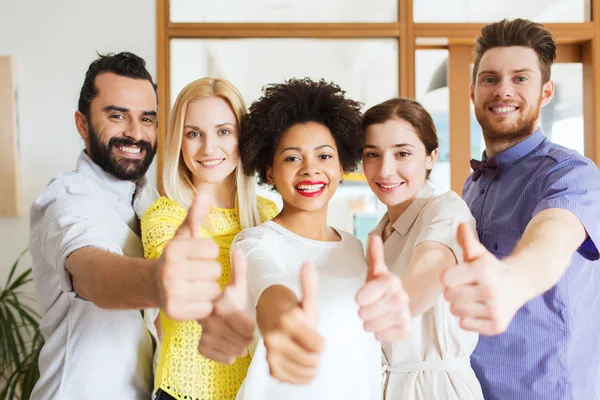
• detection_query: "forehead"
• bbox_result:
[477,46,541,75]
[365,119,421,144]
[92,72,157,112]
[185,97,236,124]
[279,122,337,148]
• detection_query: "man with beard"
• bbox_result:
[441,19,600,400]
[29,52,222,399]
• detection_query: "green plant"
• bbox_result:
[0,249,44,400]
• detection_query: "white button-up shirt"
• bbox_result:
[30,151,158,399]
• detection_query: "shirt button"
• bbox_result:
[480,189,485,195]
[493,243,499,250]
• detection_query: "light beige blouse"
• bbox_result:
[371,182,484,400]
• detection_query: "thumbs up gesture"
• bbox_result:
[198,248,255,364]
[157,193,222,321]
[441,223,520,335]
[263,262,324,384]
[356,235,411,342]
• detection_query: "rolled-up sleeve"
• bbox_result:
[32,187,122,294]
[533,156,600,261]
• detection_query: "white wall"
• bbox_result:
[0,0,156,284]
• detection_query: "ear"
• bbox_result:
[540,80,555,107]
[469,82,475,104]
[426,148,438,171]
[266,165,274,186]
[74,111,90,140]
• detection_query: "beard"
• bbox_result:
[474,96,541,146]
[87,119,157,181]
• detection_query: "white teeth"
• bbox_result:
[492,107,517,113]
[379,183,400,189]
[200,159,224,166]
[119,146,141,154]
[297,184,325,193]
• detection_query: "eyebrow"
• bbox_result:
[478,68,535,76]
[363,143,415,149]
[183,122,235,130]
[103,105,157,117]
[279,144,335,155]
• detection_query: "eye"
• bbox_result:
[110,113,125,121]
[515,76,528,83]
[186,131,200,138]
[141,117,155,124]
[319,154,332,160]
[218,128,231,136]
[481,77,496,84]
[396,151,410,158]
[363,152,379,159]
[284,156,300,162]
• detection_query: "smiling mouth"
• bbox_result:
[376,182,404,192]
[114,145,144,158]
[489,106,519,114]
[294,182,327,197]
[198,159,225,167]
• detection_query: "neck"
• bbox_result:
[483,126,539,158]
[273,202,337,241]
[192,174,236,209]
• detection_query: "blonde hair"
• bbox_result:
[160,77,261,229]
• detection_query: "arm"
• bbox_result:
[256,265,323,385]
[403,241,456,317]
[503,208,586,304]
[67,249,159,309]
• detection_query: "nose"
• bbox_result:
[201,134,216,155]
[124,118,144,142]
[493,78,515,99]
[300,157,320,176]
[378,153,395,178]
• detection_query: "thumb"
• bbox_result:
[300,262,319,326]
[366,234,388,280]
[177,191,210,239]
[457,222,486,262]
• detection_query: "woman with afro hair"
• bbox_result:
[231,78,411,400]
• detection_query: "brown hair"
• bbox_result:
[362,97,438,178]
[472,18,556,84]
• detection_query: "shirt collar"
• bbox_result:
[482,128,546,171]
[76,151,147,202]
[373,181,436,238]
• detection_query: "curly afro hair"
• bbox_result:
[241,78,364,186]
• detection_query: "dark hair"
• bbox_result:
[472,18,556,83]
[241,78,364,186]
[362,97,438,178]
[78,52,157,117]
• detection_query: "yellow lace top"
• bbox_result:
[141,196,279,400]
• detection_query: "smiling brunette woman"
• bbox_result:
[231,78,411,400]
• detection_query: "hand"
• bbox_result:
[157,192,222,321]
[264,262,324,384]
[198,248,255,364]
[356,235,411,342]
[441,223,523,335]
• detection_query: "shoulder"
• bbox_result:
[142,197,187,226]
[31,170,100,215]
[424,191,472,217]
[232,223,282,251]
[257,196,280,221]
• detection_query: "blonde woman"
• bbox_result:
[141,77,279,400]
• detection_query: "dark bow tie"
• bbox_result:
[470,157,500,181]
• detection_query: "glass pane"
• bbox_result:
[471,63,584,159]
[416,50,450,193]
[170,38,398,232]
[170,0,397,23]
[414,0,590,22]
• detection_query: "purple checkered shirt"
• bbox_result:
[463,129,600,400]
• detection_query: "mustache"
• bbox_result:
[108,137,154,152]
